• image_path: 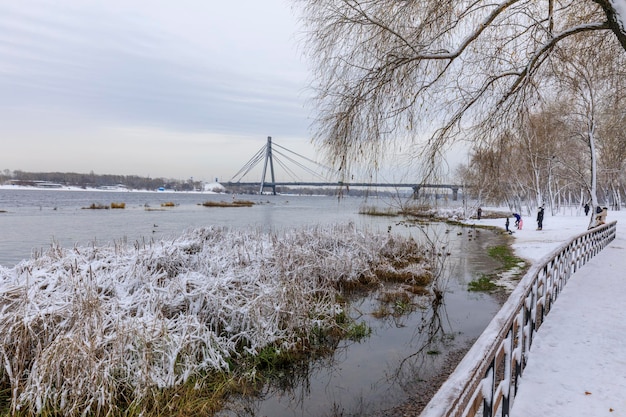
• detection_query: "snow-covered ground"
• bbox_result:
[468,208,626,417]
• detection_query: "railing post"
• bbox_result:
[482,365,494,417]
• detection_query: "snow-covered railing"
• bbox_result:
[420,221,617,417]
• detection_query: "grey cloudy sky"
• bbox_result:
[0,0,317,182]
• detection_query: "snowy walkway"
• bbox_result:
[475,209,626,417]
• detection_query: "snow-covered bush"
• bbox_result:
[0,224,430,415]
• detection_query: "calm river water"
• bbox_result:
[0,188,507,416]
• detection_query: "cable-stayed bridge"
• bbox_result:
[225,137,462,200]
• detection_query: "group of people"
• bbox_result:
[504,212,528,232]
[504,206,544,233]
[501,202,608,233]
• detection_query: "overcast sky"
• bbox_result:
[0,0,320,182]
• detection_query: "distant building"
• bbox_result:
[98,184,128,191]
[7,180,63,188]
[203,182,225,193]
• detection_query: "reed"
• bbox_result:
[82,203,109,210]
[110,202,126,209]
[202,200,254,207]
[358,205,398,216]
[0,224,432,416]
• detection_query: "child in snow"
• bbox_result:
[537,206,545,230]
[505,217,513,234]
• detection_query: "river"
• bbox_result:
[0,188,507,416]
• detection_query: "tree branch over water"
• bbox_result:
[297,0,626,180]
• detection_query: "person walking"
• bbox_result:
[537,206,545,230]
[477,207,482,220]
[584,203,590,216]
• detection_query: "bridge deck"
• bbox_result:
[225,182,460,188]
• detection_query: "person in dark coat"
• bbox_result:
[513,213,522,230]
[477,207,482,220]
[537,206,545,230]
[584,203,590,216]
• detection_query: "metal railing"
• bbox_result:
[420,221,617,417]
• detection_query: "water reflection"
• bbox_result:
[217,223,505,417]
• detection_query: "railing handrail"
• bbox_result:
[420,221,617,417]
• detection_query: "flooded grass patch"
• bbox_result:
[201,200,255,207]
[487,245,524,270]
[82,202,110,209]
[468,275,499,292]
[372,289,420,318]
[468,245,527,293]
[358,205,398,217]
[81,202,127,209]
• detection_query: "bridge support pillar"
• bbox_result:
[412,186,420,199]
[452,187,459,201]
[260,136,277,195]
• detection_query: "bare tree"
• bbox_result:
[297,0,626,181]
[458,27,626,219]
[597,112,626,210]
[595,66,626,210]
[548,30,626,223]
[460,107,570,215]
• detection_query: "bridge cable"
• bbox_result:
[230,144,266,182]
[229,139,338,184]
[272,156,301,182]
[231,146,264,178]
[272,148,331,181]
[231,152,264,182]
[272,142,333,172]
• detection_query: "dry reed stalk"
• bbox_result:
[0,224,431,416]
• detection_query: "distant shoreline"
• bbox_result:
[0,184,222,194]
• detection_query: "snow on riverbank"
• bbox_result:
[0,183,225,193]
[467,208,626,417]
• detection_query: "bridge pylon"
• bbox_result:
[259,136,277,195]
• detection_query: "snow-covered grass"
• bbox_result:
[0,224,432,416]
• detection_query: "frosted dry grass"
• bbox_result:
[0,224,430,416]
